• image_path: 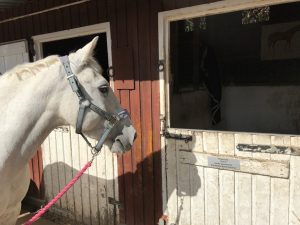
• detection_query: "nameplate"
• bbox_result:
[208,156,240,170]
[179,150,290,178]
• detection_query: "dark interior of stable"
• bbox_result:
[42,33,109,81]
[170,2,300,135]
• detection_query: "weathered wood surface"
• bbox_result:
[43,128,118,224]
[180,151,290,178]
[237,143,300,155]
[0,0,166,224]
[165,129,297,225]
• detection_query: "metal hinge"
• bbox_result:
[237,144,300,156]
[158,215,169,225]
[158,60,165,72]
[162,131,192,143]
[108,197,123,208]
[107,66,114,78]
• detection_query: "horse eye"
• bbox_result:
[98,85,109,95]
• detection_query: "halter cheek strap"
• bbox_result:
[59,56,129,153]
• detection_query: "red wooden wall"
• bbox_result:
[0,0,217,224]
[27,149,44,199]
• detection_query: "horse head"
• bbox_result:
[58,37,136,153]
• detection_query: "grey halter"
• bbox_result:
[60,56,130,153]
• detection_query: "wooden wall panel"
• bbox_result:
[120,91,135,225]
[0,0,220,224]
[46,1,55,33]
[87,0,98,25]
[27,149,44,199]
[162,0,221,10]
[42,128,118,224]
[150,0,163,221]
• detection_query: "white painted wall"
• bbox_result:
[171,86,300,134]
[42,127,118,225]
[218,86,300,134]
[164,128,300,225]
[0,41,29,74]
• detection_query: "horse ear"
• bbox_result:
[72,36,99,65]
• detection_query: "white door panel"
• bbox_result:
[0,41,29,74]
[0,56,5,75]
[163,129,298,225]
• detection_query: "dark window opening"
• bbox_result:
[42,33,109,81]
[170,2,300,135]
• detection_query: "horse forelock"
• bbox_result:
[71,55,103,76]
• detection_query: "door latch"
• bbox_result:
[162,131,192,143]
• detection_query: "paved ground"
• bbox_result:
[16,211,57,225]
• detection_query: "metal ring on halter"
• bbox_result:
[59,56,130,153]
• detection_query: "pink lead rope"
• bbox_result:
[24,160,93,225]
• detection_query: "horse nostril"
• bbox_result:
[134,133,137,141]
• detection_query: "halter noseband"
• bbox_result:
[59,56,129,153]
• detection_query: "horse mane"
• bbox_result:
[0,54,103,84]
[0,55,59,81]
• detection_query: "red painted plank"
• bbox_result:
[97,0,108,23]
[37,149,45,199]
[113,46,135,90]
[31,1,40,35]
[112,0,135,89]
[130,82,144,225]
[46,0,56,33]
[54,0,63,32]
[114,89,126,224]
[29,159,34,180]
[116,0,127,48]
[137,1,155,225]
[32,153,41,190]
[175,0,190,9]
[19,5,28,39]
[194,0,214,5]
[7,10,15,41]
[0,14,3,43]
[61,0,71,30]
[87,0,98,25]
[70,4,80,29]
[38,1,48,34]
[12,8,21,40]
[120,90,135,225]
[126,0,139,73]
[140,79,155,225]
[3,11,9,42]
[162,0,176,10]
[150,0,163,223]
[79,1,88,27]
[126,1,145,224]
[25,3,34,38]
[107,0,117,49]
[108,0,134,90]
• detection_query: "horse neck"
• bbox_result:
[0,61,66,172]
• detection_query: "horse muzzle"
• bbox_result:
[111,125,137,153]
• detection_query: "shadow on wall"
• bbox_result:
[25,143,201,225]
[38,161,117,225]
[164,132,201,224]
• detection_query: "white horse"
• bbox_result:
[0,37,136,225]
